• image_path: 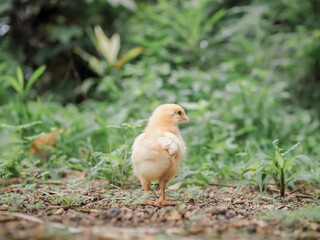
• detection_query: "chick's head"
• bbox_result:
[151,104,189,126]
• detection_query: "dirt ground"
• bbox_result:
[1,171,320,240]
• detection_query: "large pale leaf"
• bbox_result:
[110,33,120,63]
[94,26,111,62]
[94,26,120,64]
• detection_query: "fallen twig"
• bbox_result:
[132,201,177,207]
[296,194,314,199]
[276,205,287,210]
[78,207,102,213]
[110,184,124,192]
[209,183,240,188]
[289,184,306,195]
[37,180,62,185]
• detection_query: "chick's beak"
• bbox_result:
[182,114,189,122]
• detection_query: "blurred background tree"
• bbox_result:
[1,0,319,105]
[0,0,136,102]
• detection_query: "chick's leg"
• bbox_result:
[141,178,150,191]
[140,178,153,204]
[154,179,176,206]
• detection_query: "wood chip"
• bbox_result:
[54,208,65,215]
[167,182,182,191]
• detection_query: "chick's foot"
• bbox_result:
[152,200,178,206]
[132,197,154,205]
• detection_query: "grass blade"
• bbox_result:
[16,66,24,90]
[1,75,22,94]
[25,65,46,94]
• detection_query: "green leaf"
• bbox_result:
[268,164,281,175]
[16,66,24,90]
[94,114,109,130]
[6,164,20,177]
[283,156,295,172]
[256,166,264,192]
[1,75,22,94]
[194,172,209,185]
[0,121,42,131]
[272,139,279,148]
[25,65,46,94]
[115,47,144,69]
[296,154,314,167]
[275,150,284,168]
[286,173,297,185]
[86,27,98,50]
[74,47,94,62]
[74,48,104,75]
[242,162,261,174]
[244,153,271,169]
[282,143,299,156]
[203,8,227,36]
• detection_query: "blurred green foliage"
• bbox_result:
[0,0,320,188]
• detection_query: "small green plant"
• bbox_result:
[243,140,302,197]
[0,121,42,178]
[1,65,46,102]
[53,192,84,208]
[89,26,143,70]
[74,25,143,97]
[1,65,46,122]
[25,170,49,184]
[91,149,132,187]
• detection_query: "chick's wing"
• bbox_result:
[157,136,179,155]
[156,132,180,155]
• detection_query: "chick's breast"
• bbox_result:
[131,132,185,181]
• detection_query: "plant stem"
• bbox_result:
[280,168,285,197]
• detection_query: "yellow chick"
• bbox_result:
[131,104,189,205]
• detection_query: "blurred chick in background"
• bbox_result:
[131,104,189,205]
[29,128,64,158]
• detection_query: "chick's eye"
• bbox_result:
[177,110,182,115]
